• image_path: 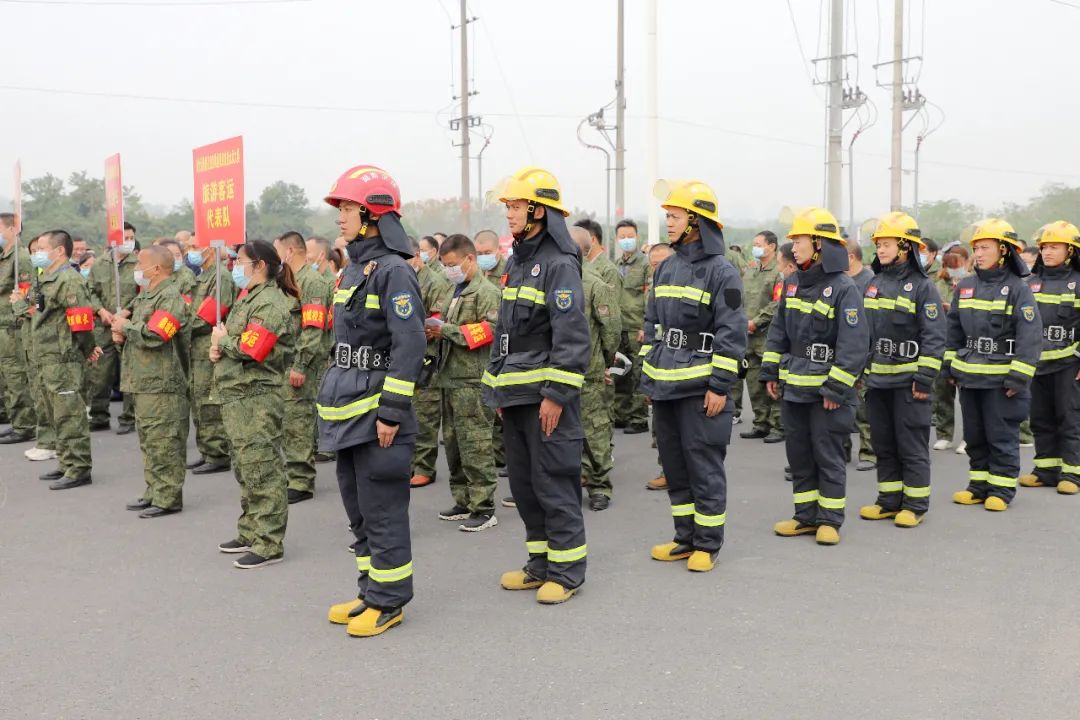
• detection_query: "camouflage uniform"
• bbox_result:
[86,250,138,428]
[411,262,452,480]
[16,268,54,449]
[30,266,97,481]
[284,264,332,494]
[483,257,509,470]
[214,279,296,559]
[850,266,877,464]
[727,246,748,274]
[587,253,622,416]
[740,255,784,433]
[581,266,622,498]
[119,275,189,509]
[932,273,958,442]
[174,265,197,297]
[189,258,237,467]
[433,272,501,513]
[0,244,36,434]
[614,249,650,430]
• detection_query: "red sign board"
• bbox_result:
[193,136,244,248]
[104,154,124,247]
[13,161,21,235]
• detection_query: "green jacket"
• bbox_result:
[616,250,649,337]
[32,265,97,364]
[291,263,334,378]
[433,272,501,388]
[214,279,296,401]
[190,257,237,343]
[174,265,197,298]
[0,244,32,329]
[88,250,138,314]
[728,247,748,274]
[483,256,508,287]
[417,263,454,383]
[119,275,188,394]
[743,254,783,347]
[584,265,622,380]
[588,253,623,303]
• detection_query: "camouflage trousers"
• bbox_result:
[283,380,317,493]
[744,346,782,433]
[411,386,442,478]
[932,373,956,442]
[41,361,91,479]
[613,333,649,429]
[26,329,55,450]
[222,394,288,559]
[0,326,36,433]
[190,338,231,465]
[133,392,187,509]
[86,336,134,427]
[441,386,497,514]
[581,377,615,497]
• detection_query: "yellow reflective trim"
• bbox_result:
[817,495,846,510]
[793,489,819,504]
[642,361,712,382]
[957,298,1010,312]
[503,286,546,305]
[694,512,727,527]
[546,368,587,387]
[870,362,918,375]
[653,285,712,305]
[1040,343,1079,361]
[483,368,585,389]
[317,392,381,421]
[382,377,415,397]
[639,344,652,357]
[671,503,694,517]
[1063,463,1080,474]
[1034,457,1062,468]
[786,297,836,318]
[526,540,548,555]
[828,366,858,387]
[784,372,827,387]
[865,296,915,314]
[333,288,353,305]
[969,470,989,482]
[1033,292,1076,305]
[950,359,1011,375]
[944,350,958,362]
[547,544,587,563]
[1009,360,1036,377]
[369,561,413,583]
[365,294,380,310]
[902,484,931,498]
[878,481,903,493]
[356,555,371,572]
[762,351,782,365]
[987,474,1017,489]
[711,354,739,373]
[918,356,942,370]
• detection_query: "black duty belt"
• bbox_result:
[498,332,551,357]
[334,342,391,370]
[875,338,920,360]
[657,327,714,353]
[965,336,1015,356]
[792,341,835,363]
[1043,325,1076,343]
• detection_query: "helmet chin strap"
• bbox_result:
[354,206,371,239]
[811,239,821,264]
[998,242,1008,267]
[514,203,541,242]
[673,213,697,246]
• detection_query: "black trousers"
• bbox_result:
[1030,368,1080,486]
[503,402,587,589]
[960,387,1029,503]
[653,395,731,552]
[336,438,414,610]
[866,386,932,514]
[782,399,854,528]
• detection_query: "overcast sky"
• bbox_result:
[3,0,1079,229]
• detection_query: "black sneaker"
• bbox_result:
[233,552,283,569]
[287,488,313,504]
[314,452,336,463]
[217,539,251,554]
[623,425,649,435]
[438,504,470,521]
[501,496,516,508]
[459,513,498,532]
[588,494,610,511]
[497,465,509,478]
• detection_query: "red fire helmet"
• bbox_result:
[324,165,401,216]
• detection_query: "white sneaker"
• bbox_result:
[955,441,967,455]
[25,446,56,461]
[933,439,952,451]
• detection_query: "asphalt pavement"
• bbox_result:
[2,404,1078,720]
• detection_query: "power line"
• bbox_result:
[0,0,308,5]
[1047,0,1080,10]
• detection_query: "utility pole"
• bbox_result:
[450,1,479,234]
[890,0,903,211]
[614,0,626,223]
[825,0,844,217]
[645,0,658,245]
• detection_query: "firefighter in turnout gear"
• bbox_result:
[484,167,590,605]
[762,207,869,545]
[858,212,945,528]
[320,166,425,637]
[944,218,1041,511]
[1018,221,1080,495]
[641,179,746,573]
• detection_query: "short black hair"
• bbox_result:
[46,230,73,258]
[615,218,638,232]
[847,240,863,259]
[779,242,796,265]
[922,237,939,253]
[407,235,421,253]
[276,231,306,252]
[123,221,136,234]
[419,235,439,253]
[440,233,476,258]
[756,230,778,248]
[574,218,603,245]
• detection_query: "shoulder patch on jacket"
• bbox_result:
[1022,305,1035,322]
[925,303,938,319]
[960,287,974,299]
[844,308,859,326]
[391,292,414,319]
[554,288,573,311]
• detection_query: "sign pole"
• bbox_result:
[12,161,21,290]
[211,240,224,325]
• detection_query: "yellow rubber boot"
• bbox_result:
[774,519,817,537]
[501,570,543,590]
[346,607,403,637]
[536,581,577,605]
[651,542,694,561]
[687,550,717,572]
[815,525,840,546]
[859,504,899,521]
[1057,480,1079,495]
[952,490,984,505]
[984,496,1008,512]
[328,598,365,625]
[894,509,922,528]
[1019,474,1044,488]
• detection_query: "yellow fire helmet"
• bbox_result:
[870,211,924,247]
[1034,220,1080,249]
[488,166,569,216]
[969,217,1022,249]
[787,206,844,244]
[653,179,723,227]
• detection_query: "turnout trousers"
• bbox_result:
[866,387,932,514]
[653,395,731,552]
[782,399,854,528]
[502,402,587,590]
[1029,368,1080,487]
[959,387,1028,504]
[336,437,414,610]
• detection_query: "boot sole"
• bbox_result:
[233,557,283,569]
[438,513,470,521]
[348,615,402,637]
[501,582,543,591]
[775,528,818,537]
[652,552,693,561]
[860,513,899,521]
[537,588,577,605]
[459,516,499,532]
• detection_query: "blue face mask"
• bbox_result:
[187,250,203,266]
[419,251,431,264]
[134,269,150,288]
[476,253,497,272]
[173,259,183,272]
[311,262,321,272]
[231,264,249,289]
[0,236,6,249]
[618,237,637,253]
[444,263,466,285]
[919,253,929,267]
[751,246,766,259]
[226,247,238,259]
[80,267,91,279]
[119,240,136,255]
[31,250,51,269]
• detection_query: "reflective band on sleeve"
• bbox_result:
[950,359,1011,375]
[547,544,587,563]
[1040,343,1079,361]
[784,373,827,387]
[793,490,819,504]
[639,344,652,357]
[317,392,382,421]
[969,470,989,483]
[711,354,739,373]
[878,480,903,493]
[902,484,931,498]
[1009,360,1036,377]
[503,286,546,305]
[869,362,918,375]
[671,503,694,517]
[694,511,727,527]
[356,555,372,572]
[365,294,380,309]
[1034,457,1063,469]
[383,377,416,398]
[369,561,414,584]
[762,351,782,365]
[642,361,712,382]
[817,495,846,510]
[482,368,585,389]
[987,474,1017,488]
[526,540,548,555]
[653,285,712,305]
[828,366,857,387]
[917,356,943,370]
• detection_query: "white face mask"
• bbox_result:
[444,263,466,285]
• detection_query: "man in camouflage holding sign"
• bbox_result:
[0,213,36,444]
[111,245,189,517]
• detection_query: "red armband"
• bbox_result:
[17,282,30,297]
[65,307,94,332]
[181,294,192,305]
[772,280,783,302]
[196,297,229,325]
[239,322,278,362]
[301,303,328,329]
[148,310,180,342]
[327,306,334,328]
[237,289,249,301]
[461,320,494,350]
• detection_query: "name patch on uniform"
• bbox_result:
[785,283,797,297]
[554,288,574,311]
[597,304,610,317]
[844,308,859,326]
[822,286,833,298]
[239,322,279,362]
[391,292,415,319]
[461,320,495,350]
[301,303,328,329]
[866,285,878,298]
[771,280,783,302]
[65,306,94,332]
[960,287,974,299]
[530,263,541,278]
[925,303,938,319]
[903,282,913,292]
[1069,282,1077,290]
[148,310,180,341]
[1030,282,1042,292]
[1000,286,1010,296]
[1022,305,1035,322]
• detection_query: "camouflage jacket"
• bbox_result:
[0,244,32,329]
[214,279,296,401]
[291,263,334,378]
[584,265,622,380]
[616,250,649,337]
[119,274,188,394]
[32,264,98,364]
[433,272,501,388]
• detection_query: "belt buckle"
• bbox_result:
[697,331,715,353]
[335,343,352,369]
[499,333,509,357]
[976,336,994,354]
[1048,325,1066,342]
[877,338,895,356]
[355,345,372,370]
[808,343,830,363]
[897,340,920,359]
[665,328,686,350]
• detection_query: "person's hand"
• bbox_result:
[210,323,227,345]
[376,420,399,448]
[87,346,103,364]
[637,329,645,343]
[424,325,441,341]
[603,369,613,385]
[111,316,128,334]
[111,330,124,345]
[539,397,563,436]
[823,397,840,411]
[117,309,131,320]
[912,382,929,401]
[98,308,114,326]
[9,290,19,304]
[1005,388,1018,398]
[766,380,780,401]
[289,370,306,388]
[703,390,727,417]
[747,320,757,335]
[209,345,222,363]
